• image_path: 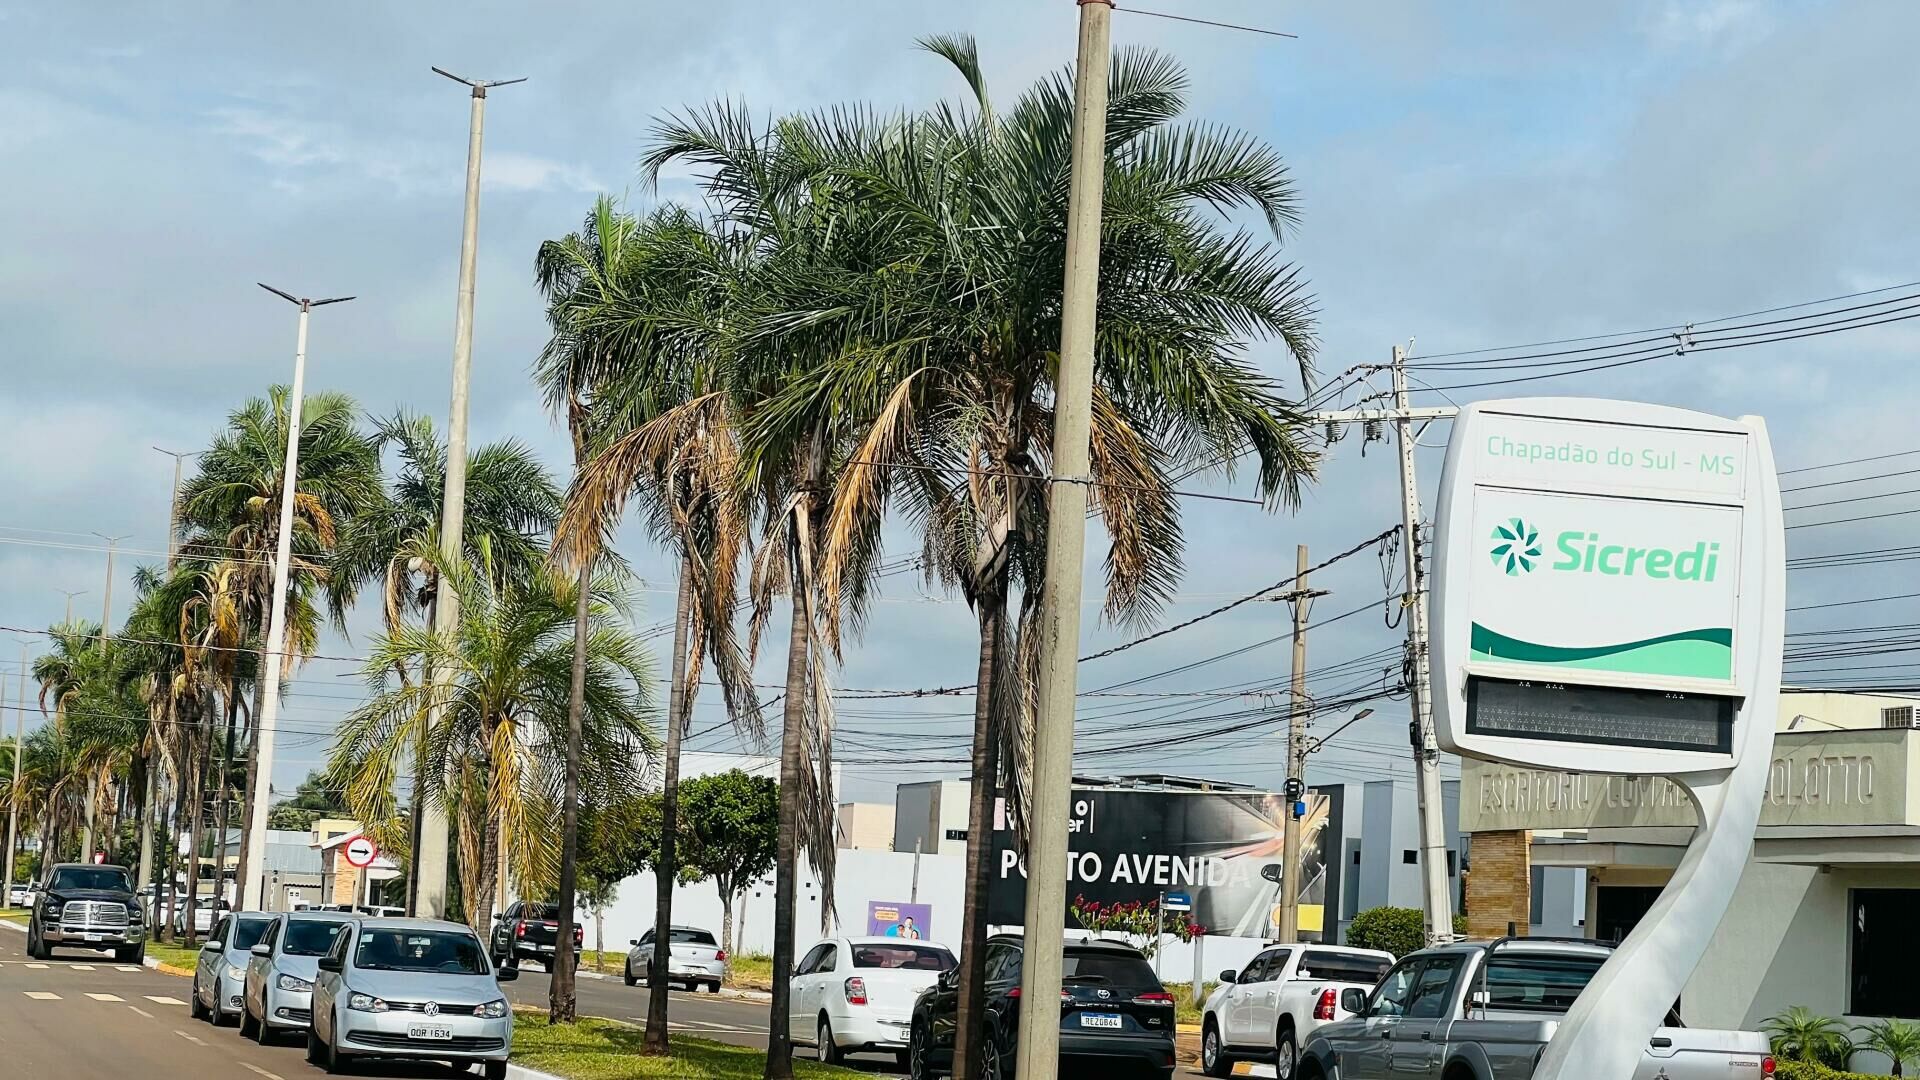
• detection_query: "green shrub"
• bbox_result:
[1344,908,1467,957]
[1765,1007,1856,1070]
[1774,1060,1891,1080]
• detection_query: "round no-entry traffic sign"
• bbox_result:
[344,835,379,868]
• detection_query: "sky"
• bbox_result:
[2,1,1918,808]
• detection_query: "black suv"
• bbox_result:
[27,862,146,962]
[489,900,582,971]
[908,935,1177,1079]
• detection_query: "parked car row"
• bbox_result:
[187,908,518,1080]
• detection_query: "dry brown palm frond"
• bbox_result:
[820,367,932,651]
[553,391,736,571]
[1087,388,1182,630]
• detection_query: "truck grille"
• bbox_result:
[60,902,130,930]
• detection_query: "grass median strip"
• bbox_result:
[512,1012,861,1080]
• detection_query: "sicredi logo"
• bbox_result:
[1493,516,1721,582]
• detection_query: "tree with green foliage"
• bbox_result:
[673,770,778,980]
[1765,1006,1854,1068]
[1345,907,1466,958]
[1855,1018,1920,1076]
[268,771,349,831]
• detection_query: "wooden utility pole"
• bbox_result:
[1275,546,1327,944]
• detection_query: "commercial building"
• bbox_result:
[892,780,971,857]
[1460,689,1920,1071]
[836,802,895,850]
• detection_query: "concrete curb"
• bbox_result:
[0,918,25,934]
[505,1066,568,1080]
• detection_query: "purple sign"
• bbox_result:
[866,901,933,940]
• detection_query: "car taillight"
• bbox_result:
[1761,1058,1775,1076]
[515,923,526,939]
[1007,988,1072,1002]
[1136,991,1174,1005]
[573,926,583,943]
[844,978,868,1005]
[1314,988,1337,1021]
[715,949,727,962]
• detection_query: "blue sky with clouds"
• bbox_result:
[2,1,1916,804]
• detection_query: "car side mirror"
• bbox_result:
[1341,988,1368,1016]
[250,943,271,957]
[939,968,959,991]
[1468,990,1490,1011]
[496,965,519,983]
[628,939,639,946]
[202,940,223,954]
[492,912,505,921]
[1218,969,1237,985]
[318,955,342,973]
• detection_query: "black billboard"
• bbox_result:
[987,787,1341,940]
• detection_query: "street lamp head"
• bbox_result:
[1351,708,1375,724]
[258,283,355,310]
[257,281,300,305]
[431,67,526,96]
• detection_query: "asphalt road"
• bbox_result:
[0,927,1205,1079]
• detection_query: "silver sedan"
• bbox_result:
[242,910,357,1043]
[310,916,518,1079]
[191,911,274,1026]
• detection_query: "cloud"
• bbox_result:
[483,151,605,194]
[1644,0,1770,50]
[208,106,348,168]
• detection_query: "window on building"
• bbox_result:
[1852,889,1920,1018]
[1881,706,1916,729]
[1352,848,1362,865]
[1446,850,1458,877]
[1529,867,1546,925]
[1402,850,1418,865]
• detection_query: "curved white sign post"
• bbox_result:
[1430,398,1784,1080]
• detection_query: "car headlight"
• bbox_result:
[225,964,247,981]
[276,974,314,993]
[43,900,62,917]
[347,992,389,1013]
[475,999,510,1020]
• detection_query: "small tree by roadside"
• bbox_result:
[675,770,778,982]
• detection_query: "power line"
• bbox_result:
[1115,5,1299,39]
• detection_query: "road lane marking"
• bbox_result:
[25,992,60,1000]
[87,993,125,1001]
[71,964,94,970]
[174,1030,205,1045]
[243,1064,285,1080]
[25,962,47,969]
[129,1006,154,1018]
[115,965,140,971]
[146,995,186,1005]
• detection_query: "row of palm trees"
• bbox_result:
[537,35,1319,1079]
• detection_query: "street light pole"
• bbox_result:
[3,641,26,896]
[1276,546,1326,945]
[88,533,128,651]
[141,448,198,897]
[415,66,524,923]
[240,283,354,912]
[56,589,86,627]
[1015,5,1113,1079]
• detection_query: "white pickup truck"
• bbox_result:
[1201,943,1396,1078]
[1297,938,1775,1080]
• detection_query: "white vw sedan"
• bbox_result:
[789,936,956,1067]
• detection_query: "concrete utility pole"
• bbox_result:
[1015,4,1112,1079]
[1308,347,1460,945]
[3,668,18,896]
[1275,546,1327,945]
[89,533,128,650]
[241,283,354,912]
[416,66,524,923]
[56,589,85,626]
[141,448,197,897]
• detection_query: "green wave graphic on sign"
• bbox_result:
[1469,624,1733,680]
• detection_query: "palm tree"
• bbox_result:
[1764,1006,1852,1067]
[178,386,383,905]
[542,198,761,1033]
[329,551,659,928]
[650,37,1320,1075]
[332,410,561,905]
[1856,1018,1920,1076]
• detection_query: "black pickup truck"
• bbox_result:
[490,900,582,971]
[27,862,147,962]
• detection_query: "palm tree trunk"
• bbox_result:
[551,561,593,1025]
[718,884,735,985]
[954,585,1006,1080]
[234,662,266,911]
[406,595,437,917]
[645,558,697,1053]
[184,695,217,945]
[135,751,156,892]
[80,782,96,861]
[162,771,184,942]
[474,729,501,931]
[212,687,241,907]
[765,532,814,1080]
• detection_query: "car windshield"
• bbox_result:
[1062,950,1160,988]
[355,928,489,974]
[851,944,955,971]
[1481,953,1606,1012]
[669,929,717,945]
[232,917,273,951]
[283,919,349,956]
[49,867,132,892]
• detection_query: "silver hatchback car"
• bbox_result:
[191,910,275,1026]
[242,910,357,1043]
[309,916,518,1079]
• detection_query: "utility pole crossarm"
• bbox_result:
[1310,406,1459,423]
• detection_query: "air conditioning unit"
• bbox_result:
[1881,706,1915,729]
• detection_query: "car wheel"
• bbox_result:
[624,960,638,987]
[210,990,227,1027]
[1275,1026,1298,1080]
[116,943,144,964]
[255,1013,275,1045]
[816,1017,843,1065]
[980,1035,1007,1080]
[707,980,722,994]
[240,1003,259,1038]
[1201,1020,1234,1078]
[27,929,48,960]
[191,986,210,1022]
[323,1028,353,1075]
[481,1061,507,1080]
[908,1019,933,1080]
[540,958,554,973]
[1295,1057,1328,1080]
